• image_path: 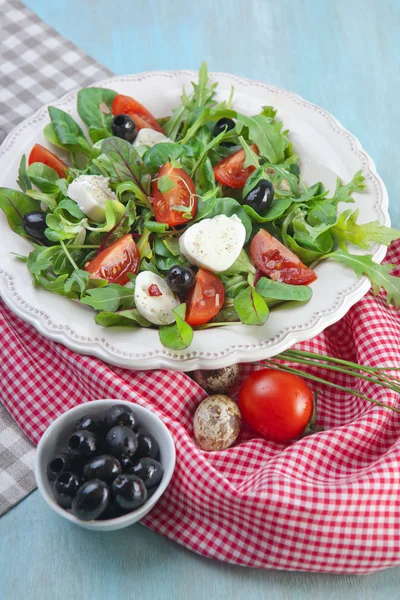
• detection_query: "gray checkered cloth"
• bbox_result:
[0,0,112,516]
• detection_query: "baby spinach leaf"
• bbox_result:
[158,304,193,349]
[332,208,400,250]
[17,156,31,192]
[326,251,400,308]
[219,273,249,298]
[77,87,117,142]
[43,123,66,150]
[0,188,39,236]
[27,163,60,194]
[95,309,151,328]
[26,189,58,211]
[234,286,269,325]
[243,197,292,223]
[81,283,135,312]
[236,114,286,163]
[48,106,92,156]
[101,137,151,194]
[256,278,313,301]
[54,199,85,220]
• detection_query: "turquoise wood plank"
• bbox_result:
[1,490,400,600]
[24,0,400,228]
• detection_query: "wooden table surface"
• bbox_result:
[2,0,400,598]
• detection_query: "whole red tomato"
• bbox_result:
[238,369,314,442]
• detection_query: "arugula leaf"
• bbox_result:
[236,114,286,163]
[64,269,90,296]
[17,156,31,192]
[243,197,292,223]
[222,249,256,275]
[239,136,261,169]
[27,163,60,194]
[330,170,366,205]
[293,181,328,204]
[26,245,62,275]
[281,212,326,263]
[95,309,151,328]
[307,201,337,226]
[157,176,176,193]
[77,87,117,142]
[35,273,76,297]
[48,106,92,156]
[101,137,151,194]
[326,251,400,308]
[242,167,267,198]
[144,220,168,233]
[234,286,269,325]
[332,208,400,250]
[158,304,194,349]
[195,157,216,194]
[0,188,39,237]
[81,283,135,311]
[256,278,313,301]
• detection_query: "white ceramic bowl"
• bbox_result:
[34,400,176,531]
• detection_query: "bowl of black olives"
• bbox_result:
[34,400,176,531]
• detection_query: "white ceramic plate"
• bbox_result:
[0,71,389,371]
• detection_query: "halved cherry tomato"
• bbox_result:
[152,162,197,226]
[238,369,314,442]
[112,94,164,133]
[250,229,317,285]
[28,144,68,178]
[186,269,225,326]
[85,234,140,285]
[213,145,258,188]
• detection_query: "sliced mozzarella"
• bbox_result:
[134,272,179,326]
[133,128,171,148]
[67,175,117,222]
[179,214,246,273]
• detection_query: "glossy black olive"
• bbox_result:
[111,114,137,142]
[75,415,105,438]
[213,118,235,137]
[23,211,47,240]
[47,453,80,481]
[243,179,274,214]
[106,426,138,457]
[71,480,110,521]
[104,404,137,430]
[166,266,195,294]
[68,430,98,458]
[130,458,163,489]
[112,474,147,511]
[119,456,134,472]
[83,455,122,483]
[136,430,159,460]
[53,472,82,509]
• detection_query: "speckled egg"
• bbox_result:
[193,395,241,452]
[191,365,240,395]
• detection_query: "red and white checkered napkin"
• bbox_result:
[1,243,399,574]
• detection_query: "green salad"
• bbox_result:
[1,63,399,350]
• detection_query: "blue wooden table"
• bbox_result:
[1,1,399,597]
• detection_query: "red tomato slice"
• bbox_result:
[213,145,258,188]
[112,94,164,133]
[85,234,140,285]
[28,144,68,178]
[250,229,317,285]
[152,162,197,226]
[186,269,225,326]
[238,369,314,442]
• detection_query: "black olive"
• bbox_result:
[71,480,110,521]
[136,430,159,460]
[23,211,47,240]
[75,415,105,439]
[106,426,138,457]
[47,453,80,481]
[68,430,98,458]
[104,404,137,430]
[112,474,147,511]
[243,180,274,214]
[130,458,163,489]
[119,456,134,472]
[166,266,195,294]
[213,118,235,137]
[111,114,137,142]
[83,455,122,484]
[53,472,82,509]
